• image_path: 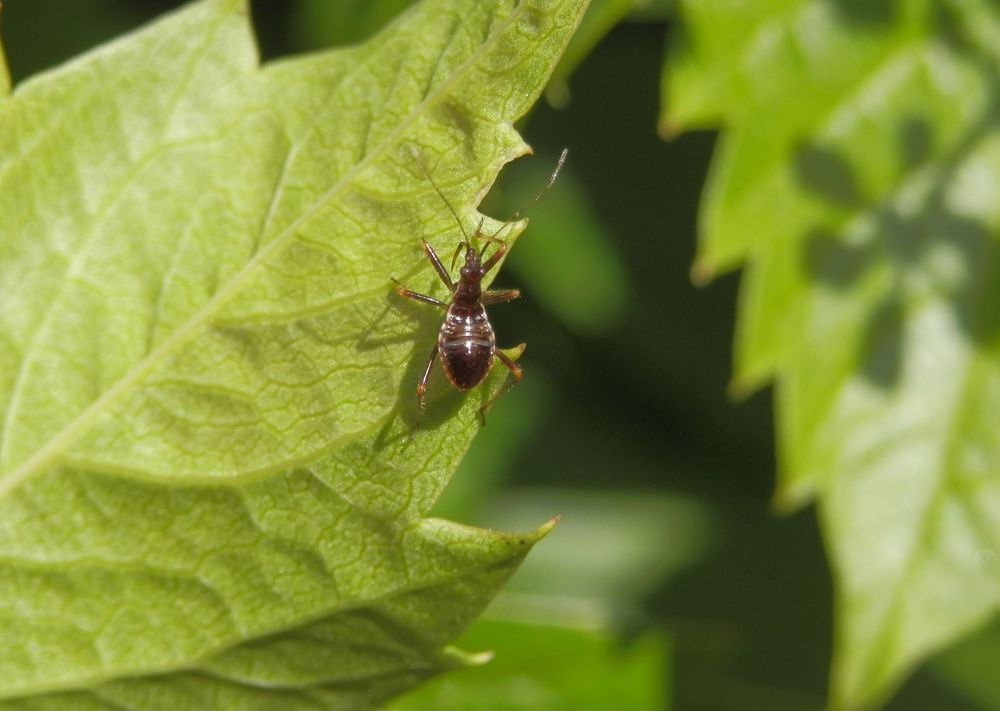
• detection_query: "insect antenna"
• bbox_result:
[409,146,472,244]
[450,240,470,270]
[477,234,508,259]
[513,148,568,220]
[486,148,569,244]
[409,146,569,265]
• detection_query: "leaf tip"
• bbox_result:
[658,113,681,141]
[770,482,814,515]
[440,645,495,669]
[726,375,757,401]
[466,649,496,666]
[503,342,527,361]
[690,259,715,286]
[536,513,561,539]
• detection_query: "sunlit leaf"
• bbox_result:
[664,0,1000,708]
[0,0,587,706]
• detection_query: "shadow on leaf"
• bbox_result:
[795,107,1000,387]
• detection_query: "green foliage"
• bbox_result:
[666,0,1000,708]
[0,0,587,706]
[931,620,1000,709]
[396,486,695,709]
[545,0,639,106]
[391,617,670,710]
[292,0,414,48]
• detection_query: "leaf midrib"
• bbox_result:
[0,1,530,500]
[842,337,998,701]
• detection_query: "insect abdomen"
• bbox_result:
[439,305,495,390]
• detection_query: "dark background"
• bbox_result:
[1,1,977,709]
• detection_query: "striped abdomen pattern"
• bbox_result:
[438,303,496,390]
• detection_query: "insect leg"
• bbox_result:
[392,278,448,308]
[477,231,505,259]
[479,240,508,276]
[478,347,523,425]
[415,343,439,428]
[422,239,455,291]
[481,288,520,305]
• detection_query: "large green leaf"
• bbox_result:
[0,0,587,706]
[665,0,1000,708]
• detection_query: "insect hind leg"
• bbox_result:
[478,346,524,425]
[415,343,439,429]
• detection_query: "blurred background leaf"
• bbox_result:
[931,619,1000,710]
[665,0,1000,708]
[291,0,412,48]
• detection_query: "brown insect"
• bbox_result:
[393,148,567,426]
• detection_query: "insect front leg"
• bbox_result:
[478,346,524,425]
[422,239,455,291]
[478,240,508,276]
[391,277,448,308]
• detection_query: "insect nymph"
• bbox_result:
[393,148,567,426]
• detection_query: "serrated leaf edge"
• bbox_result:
[0,0,539,500]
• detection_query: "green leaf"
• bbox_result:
[547,0,676,108]
[389,617,671,710]
[400,487,697,709]
[0,0,587,706]
[431,372,552,520]
[665,0,1000,708]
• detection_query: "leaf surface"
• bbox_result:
[0,0,586,706]
[664,0,1000,708]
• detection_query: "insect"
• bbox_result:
[393,147,567,427]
